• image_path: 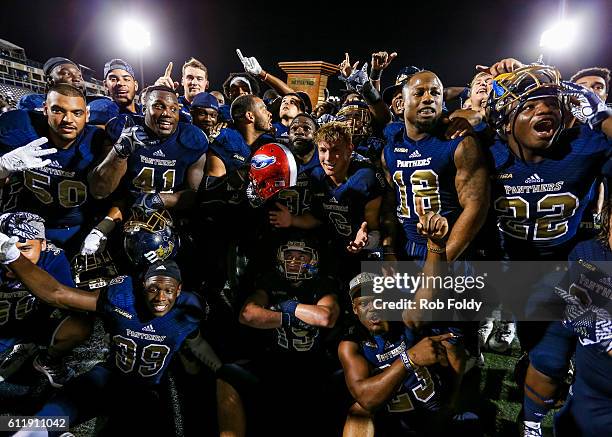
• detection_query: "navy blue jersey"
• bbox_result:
[97,276,202,385]
[0,243,73,336]
[106,115,208,194]
[344,323,442,416]
[354,136,385,163]
[276,150,321,216]
[383,122,463,246]
[177,96,193,124]
[17,93,46,112]
[255,272,337,353]
[310,156,385,246]
[0,110,105,228]
[87,97,142,126]
[208,127,274,174]
[490,125,611,258]
[564,238,612,351]
[272,122,288,137]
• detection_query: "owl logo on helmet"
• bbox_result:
[247,143,298,207]
[72,250,119,291]
[277,239,319,281]
[123,209,179,267]
[486,64,567,139]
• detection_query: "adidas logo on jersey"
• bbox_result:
[156,265,167,270]
[48,160,61,168]
[153,149,166,158]
[408,150,421,158]
[142,324,156,333]
[525,173,543,183]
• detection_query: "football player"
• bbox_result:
[0,212,85,388]
[87,59,141,127]
[271,122,386,283]
[18,57,85,112]
[89,85,209,209]
[189,92,220,137]
[0,84,105,251]
[551,197,612,436]
[154,58,209,123]
[0,240,218,436]
[382,67,423,122]
[272,93,307,137]
[336,100,385,165]
[381,70,490,263]
[482,59,612,436]
[340,210,464,436]
[236,236,340,435]
[570,67,610,103]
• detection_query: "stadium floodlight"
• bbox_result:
[120,19,151,50]
[539,20,578,51]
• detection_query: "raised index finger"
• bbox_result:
[236,49,246,63]
[414,196,425,217]
[164,62,173,78]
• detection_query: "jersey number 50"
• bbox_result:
[24,171,87,208]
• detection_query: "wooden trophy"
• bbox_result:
[277,61,339,109]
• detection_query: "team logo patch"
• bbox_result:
[251,154,277,169]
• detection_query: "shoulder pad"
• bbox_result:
[0,110,41,146]
[88,98,119,125]
[178,122,209,151]
[383,121,404,143]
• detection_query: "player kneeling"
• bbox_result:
[339,211,470,436]
[0,234,219,437]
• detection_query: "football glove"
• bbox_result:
[0,137,56,179]
[80,229,106,255]
[113,119,156,159]
[562,81,612,129]
[0,233,20,264]
[236,49,262,76]
[339,63,370,93]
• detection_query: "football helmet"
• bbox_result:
[123,209,179,267]
[486,65,565,137]
[247,143,298,207]
[277,239,319,281]
[336,101,372,138]
[72,250,119,291]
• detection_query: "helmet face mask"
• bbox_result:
[72,251,119,291]
[486,65,566,138]
[336,103,372,139]
[277,241,319,281]
[123,209,179,267]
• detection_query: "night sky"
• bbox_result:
[2,0,610,97]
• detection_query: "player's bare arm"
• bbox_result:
[239,288,282,329]
[294,294,340,328]
[3,250,99,312]
[339,333,452,412]
[445,135,490,261]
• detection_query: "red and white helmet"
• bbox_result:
[247,143,298,206]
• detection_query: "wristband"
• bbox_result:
[94,216,117,235]
[399,351,415,372]
[261,71,269,81]
[370,69,382,81]
[427,244,446,253]
[361,81,382,106]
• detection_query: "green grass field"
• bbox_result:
[461,340,555,437]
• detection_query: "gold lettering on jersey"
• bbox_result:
[497,173,513,179]
[396,158,432,168]
[35,167,75,177]
[393,147,409,153]
[376,342,407,361]
[140,156,177,166]
[504,181,564,195]
[0,290,30,299]
[126,328,167,342]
